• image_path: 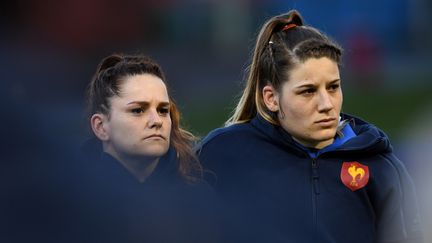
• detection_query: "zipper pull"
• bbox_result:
[312,159,320,195]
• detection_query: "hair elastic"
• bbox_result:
[282,23,297,31]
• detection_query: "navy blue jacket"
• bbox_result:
[14,138,221,243]
[197,114,423,243]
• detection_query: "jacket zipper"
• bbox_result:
[311,157,320,231]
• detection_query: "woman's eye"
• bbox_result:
[158,108,170,115]
[301,88,315,95]
[328,84,340,91]
[131,108,144,114]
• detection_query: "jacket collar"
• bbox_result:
[250,113,391,157]
[81,137,180,184]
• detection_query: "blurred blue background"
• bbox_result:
[1,0,431,239]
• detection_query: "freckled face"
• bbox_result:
[277,57,342,149]
[104,74,172,160]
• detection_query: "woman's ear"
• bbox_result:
[263,85,280,112]
[90,113,109,141]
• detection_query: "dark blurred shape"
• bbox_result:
[345,28,384,89]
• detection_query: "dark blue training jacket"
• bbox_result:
[8,138,220,243]
[197,113,423,243]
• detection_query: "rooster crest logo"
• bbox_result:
[348,165,365,187]
[340,162,369,191]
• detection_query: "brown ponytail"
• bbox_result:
[226,10,342,126]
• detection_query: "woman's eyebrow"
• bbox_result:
[126,101,170,106]
[294,83,316,89]
[126,101,149,105]
[328,79,341,84]
[157,102,170,107]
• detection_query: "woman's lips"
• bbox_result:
[315,118,336,127]
[144,134,165,140]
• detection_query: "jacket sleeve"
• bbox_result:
[377,153,423,243]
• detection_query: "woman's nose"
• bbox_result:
[317,91,334,112]
[148,110,162,128]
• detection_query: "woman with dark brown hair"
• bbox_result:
[85,53,202,183]
[70,53,217,243]
[197,10,423,243]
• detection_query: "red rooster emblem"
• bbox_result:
[341,162,369,191]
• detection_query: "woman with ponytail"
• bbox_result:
[198,10,422,243]
[84,53,202,184]
[68,53,218,243]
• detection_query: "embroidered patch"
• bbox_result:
[340,161,369,191]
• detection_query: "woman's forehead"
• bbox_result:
[113,74,170,104]
[286,57,340,85]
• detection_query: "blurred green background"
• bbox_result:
[182,83,432,141]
